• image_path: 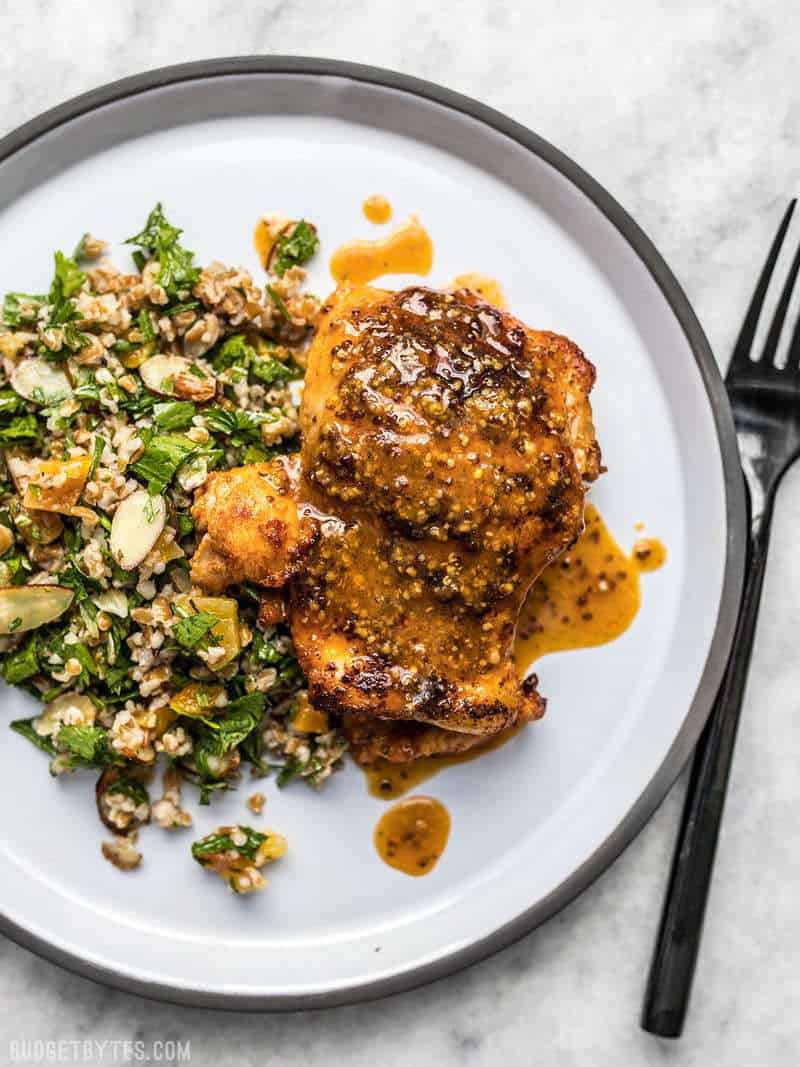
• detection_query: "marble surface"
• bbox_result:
[1,0,799,1063]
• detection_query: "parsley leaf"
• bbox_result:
[87,434,105,479]
[266,285,289,321]
[2,291,45,327]
[250,353,302,386]
[204,405,274,445]
[38,252,90,355]
[137,308,156,341]
[130,433,197,493]
[0,414,40,444]
[172,610,219,652]
[48,251,86,315]
[271,220,319,277]
[192,826,268,863]
[152,400,196,431]
[58,724,111,765]
[191,693,265,783]
[1,634,41,685]
[209,334,255,373]
[10,717,56,757]
[0,390,25,416]
[125,203,200,301]
[209,693,265,753]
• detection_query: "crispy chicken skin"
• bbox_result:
[291,285,600,734]
[190,456,316,595]
[342,682,545,765]
[190,284,600,743]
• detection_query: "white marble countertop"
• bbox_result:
[1,1,799,1063]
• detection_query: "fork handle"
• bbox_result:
[641,503,771,1038]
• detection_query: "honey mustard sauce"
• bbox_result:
[514,505,666,666]
[373,796,451,876]
[362,195,393,224]
[450,273,508,309]
[366,506,666,806]
[329,216,433,285]
[364,724,524,801]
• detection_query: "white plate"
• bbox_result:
[0,58,745,1009]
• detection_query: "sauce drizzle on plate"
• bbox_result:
[373,796,451,876]
[362,195,393,224]
[514,504,665,667]
[330,216,433,285]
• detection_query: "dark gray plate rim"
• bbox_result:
[0,55,746,1012]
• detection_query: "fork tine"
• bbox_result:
[727,199,797,378]
[784,300,800,373]
[761,235,800,366]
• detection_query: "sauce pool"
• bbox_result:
[365,506,666,804]
[632,537,667,572]
[362,195,393,224]
[514,505,658,667]
[329,216,433,285]
[373,796,451,876]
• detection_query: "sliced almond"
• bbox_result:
[35,692,96,737]
[11,359,72,405]
[109,490,166,571]
[22,455,91,514]
[139,353,191,396]
[92,589,129,618]
[5,452,36,496]
[174,369,216,402]
[140,353,216,401]
[0,585,73,635]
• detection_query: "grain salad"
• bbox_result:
[0,205,347,891]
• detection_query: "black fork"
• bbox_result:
[642,201,800,1037]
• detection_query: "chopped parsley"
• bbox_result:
[210,334,254,373]
[137,308,156,341]
[271,220,319,277]
[192,825,267,863]
[172,610,220,652]
[125,203,200,302]
[1,633,41,684]
[204,405,275,445]
[58,724,111,765]
[10,717,56,757]
[130,432,198,493]
[42,252,90,354]
[2,291,45,328]
[266,285,289,321]
[152,400,196,431]
[0,414,40,444]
